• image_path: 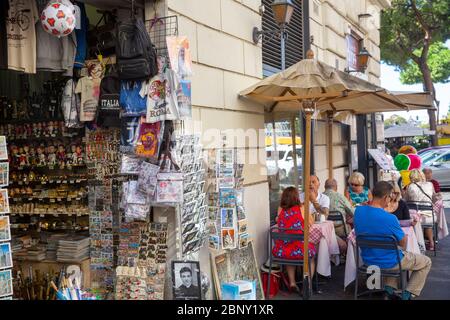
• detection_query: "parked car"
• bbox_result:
[423,149,450,188]
[418,145,450,156]
[266,145,302,181]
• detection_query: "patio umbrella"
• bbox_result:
[239,50,415,299]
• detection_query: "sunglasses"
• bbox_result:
[350,183,361,187]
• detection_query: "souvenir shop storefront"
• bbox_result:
[0,0,263,300]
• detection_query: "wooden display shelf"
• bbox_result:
[10,212,90,217]
[12,258,91,289]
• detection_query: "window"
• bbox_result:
[262,0,304,76]
[346,31,363,71]
[437,153,450,163]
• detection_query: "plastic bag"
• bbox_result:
[155,172,183,203]
[137,162,160,197]
[121,154,143,175]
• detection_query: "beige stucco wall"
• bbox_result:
[308,0,388,184]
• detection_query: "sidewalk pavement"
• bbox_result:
[274,208,450,300]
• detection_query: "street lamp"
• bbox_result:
[345,47,372,73]
[252,0,296,70]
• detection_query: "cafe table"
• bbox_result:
[309,221,340,277]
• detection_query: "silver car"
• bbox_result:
[423,149,450,188]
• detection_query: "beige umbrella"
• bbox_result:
[239,50,416,299]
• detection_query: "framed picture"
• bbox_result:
[0,243,12,270]
[0,162,8,187]
[0,136,7,160]
[171,260,201,300]
[210,241,264,300]
[0,269,13,298]
[0,189,9,214]
[220,208,236,229]
[221,229,236,250]
[0,216,10,242]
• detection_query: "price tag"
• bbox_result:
[56,180,61,184]
[76,179,81,183]
[68,212,73,216]
[53,214,58,217]
[28,198,33,201]
[40,214,44,217]
[76,197,81,201]
[50,199,56,203]
[18,181,23,185]
[63,180,67,184]
[70,180,75,184]
[38,198,43,201]
[57,198,62,202]
[42,182,47,185]
[49,180,54,184]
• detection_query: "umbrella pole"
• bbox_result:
[327,111,333,179]
[302,104,314,299]
[291,116,299,190]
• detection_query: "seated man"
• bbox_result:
[323,178,354,253]
[354,181,432,300]
[300,175,329,221]
[423,168,442,199]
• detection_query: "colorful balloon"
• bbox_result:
[398,145,417,155]
[400,170,411,186]
[407,153,422,170]
[394,153,410,171]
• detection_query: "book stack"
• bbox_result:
[25,246,46,261]
[57,235,90,262]
[46,234,66,261]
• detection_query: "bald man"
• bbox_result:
[300,175,330,221]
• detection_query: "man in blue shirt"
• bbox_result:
[354,181,432,300]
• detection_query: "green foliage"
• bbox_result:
[399,42,450,84]
[381,0,450,75]
[384,115,408,126]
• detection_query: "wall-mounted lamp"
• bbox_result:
[345,47,371,73]
[253,0,296,70]
[253,0,295,44]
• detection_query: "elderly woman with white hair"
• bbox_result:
[404,169,436,250]
[345,172,373,206]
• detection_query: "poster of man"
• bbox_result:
[0,270,12,297]
[171,261,201,300]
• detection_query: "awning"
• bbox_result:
[384,124,435,138]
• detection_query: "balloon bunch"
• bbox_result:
[394,145,422,186]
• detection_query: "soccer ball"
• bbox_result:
[40,0,76,37]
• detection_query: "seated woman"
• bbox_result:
[345,172,373,206]
[272,187,316,293]
[404,169,435,250]
[386,182,417,227]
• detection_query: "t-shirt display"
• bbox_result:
[75,76,101,122]
[6,0,39,73]
[141,69,180,123]
[0,0,9,69]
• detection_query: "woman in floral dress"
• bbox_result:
[272,187,316,292]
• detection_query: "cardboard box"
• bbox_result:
[221,280,256,300]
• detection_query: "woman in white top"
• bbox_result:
[404,169,435,250]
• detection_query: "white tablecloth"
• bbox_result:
[311,222,340,277]
[343,227,421,289]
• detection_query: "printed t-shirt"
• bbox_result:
[75,76,101,122]
[141,69,180,123]
[6,0,39,73]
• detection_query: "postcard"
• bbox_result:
[209,235,220,250]
[237,206,246,221]
[0,137,6,160]
[221,229,236,250]
[0,162,8,187]
[0,243,12,270]
[0,216,10,242]
[238,219,248,234]
[220,208,236,229]
[0,189,9,214]
[219,188,236,208]
[208,207,218,221]
[0,269,13,297]
[238,233,249,250]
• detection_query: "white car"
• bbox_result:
[266,145,302,181]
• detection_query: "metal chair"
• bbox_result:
[267,225,318,299]
[327,210,348,239]
[407,201,438,256]
[354,234,407,300]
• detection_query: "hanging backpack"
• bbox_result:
[116,17,158,81]
[96,66,121,127]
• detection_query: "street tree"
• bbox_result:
[384,115,408,127]
[380,0,450,146]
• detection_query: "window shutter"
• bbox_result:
[262,0,304,76]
